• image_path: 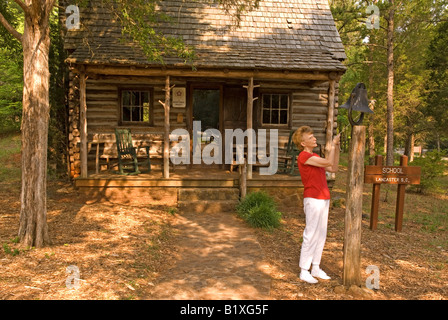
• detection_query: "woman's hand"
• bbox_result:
[333,134,341,146]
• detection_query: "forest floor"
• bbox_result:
[0,133,447,300]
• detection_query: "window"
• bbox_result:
[261,93,290,126]
[120,89,152,124]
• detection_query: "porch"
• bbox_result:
[74,166,319,209]
[74,166,303,188]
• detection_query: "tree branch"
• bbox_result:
[40,0,57,33]
[346,60,387,67]
[13,0,30,15]
[363,43,388,50]
[0,11,23,42]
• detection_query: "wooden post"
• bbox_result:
[159,76,174,179]
[343,125,366,287]
[239,159,247,199]
[326,80,336,180]
[95,142,100,174]
[395,155,408,232]
[370,155,383,230]
[325,80,336,158]
[244,78,259,179]
[79,69,88,178]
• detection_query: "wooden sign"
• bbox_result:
[365,165,421,184]
[172,87,186,108]
[365,155,421,232]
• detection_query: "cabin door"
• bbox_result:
[190,85,223,167]
[223,86,248,131]
[222,86,250,169]
[192,88,221,131]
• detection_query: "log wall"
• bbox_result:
[67,74,339,178]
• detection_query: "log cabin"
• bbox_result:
[60,0,346,206]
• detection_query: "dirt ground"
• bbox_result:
[0,168,447,300]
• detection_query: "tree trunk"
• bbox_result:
[386,1,395,166]
[18,2,52,248]
[368,101,376,164]
[368,36,376,165]
[404,132,415,162]
[343,126,366,287]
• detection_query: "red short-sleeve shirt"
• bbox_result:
[298,151,330,200]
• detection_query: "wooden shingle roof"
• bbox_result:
[63,0,346,72]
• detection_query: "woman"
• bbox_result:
[293,126,340,284]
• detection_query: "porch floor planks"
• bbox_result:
[74,168,303,188]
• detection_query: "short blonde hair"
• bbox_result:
[292,126,313,151]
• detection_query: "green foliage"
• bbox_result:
[0,1,23,54]
[331,0,448,157]
[47,6,70,177]
[166,207,178,215]
[0,50,22,131]
[3,243,19,256]
[423,18,448,146]
[0,0,23,132]
[410,150,447,194]
[236,191,282,230]
[2,237,21,256]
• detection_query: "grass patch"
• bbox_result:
[236,191,282,230]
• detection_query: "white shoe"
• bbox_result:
[300,270,318,284]
[311,268,331,280]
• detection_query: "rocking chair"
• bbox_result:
[277,130,301,176]
[115,128,151,175]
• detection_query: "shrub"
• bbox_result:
[409,150,447,194]
[236,191,282,230]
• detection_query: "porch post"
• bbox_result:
[159,75,174,179]
[79,67,88,178]
[325,79,336,159]
[244,77,259,179]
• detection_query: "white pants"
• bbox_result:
[299,198,330,270]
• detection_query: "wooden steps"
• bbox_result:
[177,188,240,213]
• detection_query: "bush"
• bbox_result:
[236,191,282,230]
[409,150,447,194]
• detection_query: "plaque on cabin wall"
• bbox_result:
[172,88,186,108]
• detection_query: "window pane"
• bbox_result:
[142,92,149,104]
[280,110,288,124]
[129,91,136,106]
[272,95,279,109]
[280,95,288,109]
[136,92,142,107]
[271,109,279,124]
[123,106,131,122]
[262,109,270,124]
[262,94,271,108]
[142,92,150,123]
[131,107,141,122]
[122,91,130,106]
[143,104,150,122]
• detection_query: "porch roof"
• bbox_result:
[62,0,346,73]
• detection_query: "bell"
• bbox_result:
[340,83,373,126]
[340,83,373,114]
